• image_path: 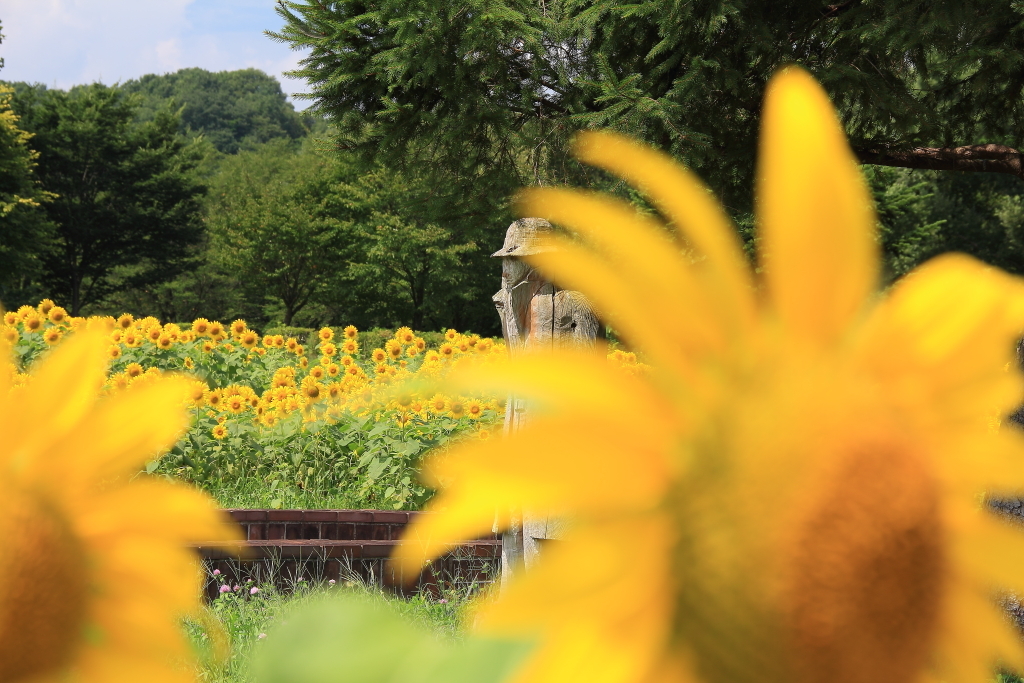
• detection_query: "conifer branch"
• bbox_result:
[855,144,1024,180]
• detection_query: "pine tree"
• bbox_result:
[271,0,1024,211]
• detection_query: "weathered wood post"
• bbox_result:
[491,218,602,586]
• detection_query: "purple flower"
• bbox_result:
[438,599,448,604]
[219,585,231,594]
[328,579,336,586]
[233,585,241,592]
[250,586,259,595]
[212,569,221,576]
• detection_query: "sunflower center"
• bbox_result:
[782,445,945,683]
[0,489,89,682]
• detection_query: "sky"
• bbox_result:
[0,0,310,107]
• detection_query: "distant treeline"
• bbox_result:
[0,67,507,334]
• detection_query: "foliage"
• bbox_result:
[205,139,345,325]
[865,166,946,283]
[0,83,52,300]
[122,68,315,154]
[272,0,1024,224]
[186,576,477,683]
[204,139,504,333]
[253,592,529,683]
[8,83,207,314]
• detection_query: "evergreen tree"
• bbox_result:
[272,0,1024,213]
[11,84,207,314]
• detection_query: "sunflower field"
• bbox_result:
[2,301,519,510]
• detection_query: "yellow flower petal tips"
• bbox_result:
[395,67,1024,683]
[0,329,239,683]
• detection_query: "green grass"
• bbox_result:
[185,577,473,683]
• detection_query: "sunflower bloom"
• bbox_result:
[0,330,238,683]
[395,68,1024,683]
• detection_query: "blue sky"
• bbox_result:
[0,1,310,107]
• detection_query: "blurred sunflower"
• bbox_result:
[24,315,42,333]
[229,319,247,337]
[342,339,359,355]
[3,312,17,326]
[371,348,387,363]
[125,363,144,379]
[240,331,258,350]
[395,326,415,345]
[42,328,61,346]
[395,68,1024,683]
[207,321,225,340]
[343,325,358,340]
[0,330,238,683]
[318,327,334,342]
[36,298,55,314]
[116,313,134,330]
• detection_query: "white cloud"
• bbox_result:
[0,0,310,106]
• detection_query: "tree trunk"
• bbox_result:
[855,144,1024,179]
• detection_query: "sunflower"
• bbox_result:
[2,312,17,326]
[407,345,420,358]
[395,326,415,345]
[321,342,337,357]
[371,348,387,363]
[123,331,141,348]
[205,389,222,409]
[156,334,173,350]
[202,341,215,353]
[226,396,246,414]
[319,327,334,342]
[47,306,67,325]
[342,339,359,355]
[343,324,358,340]
[106,345,121,360]
[1,326,18,344]
[36,298,55,314]
[239,331,258,350]
[273,335,285,348]
[427,394,449,415]
[309,365,326,380]
[191,318,210,336]
[465,398,484,419]
[395,68,1024,683]
[229,319,247,337]
[183,357,194,370]
[0,330,238,683]
[414,337,426,352]
[294,344,305,356]
[385,340,403,360]
[221,343,234,353]
[438,342,456,360]
[24,315,43,333]
[125,362,144,379]
[262,335,274,348]
[326,363,340,378]
[43,328,62,346]
[444,328,459,342]
[301,376,322,401]
[448,397,466,419]
[211,424,228,440]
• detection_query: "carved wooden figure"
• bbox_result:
[492,218,602,585]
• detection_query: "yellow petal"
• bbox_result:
[518,188,730,357]
[572,130,756,335]
[757,67,877,344]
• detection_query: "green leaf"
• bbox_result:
[254,595,531,683]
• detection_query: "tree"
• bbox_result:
[205,139,344,325]
[271,1,1024,212]
[11,83,207,314]
[331,165,486,331]
[122,68,315,154]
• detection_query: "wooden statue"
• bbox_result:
[492,218,602,585]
